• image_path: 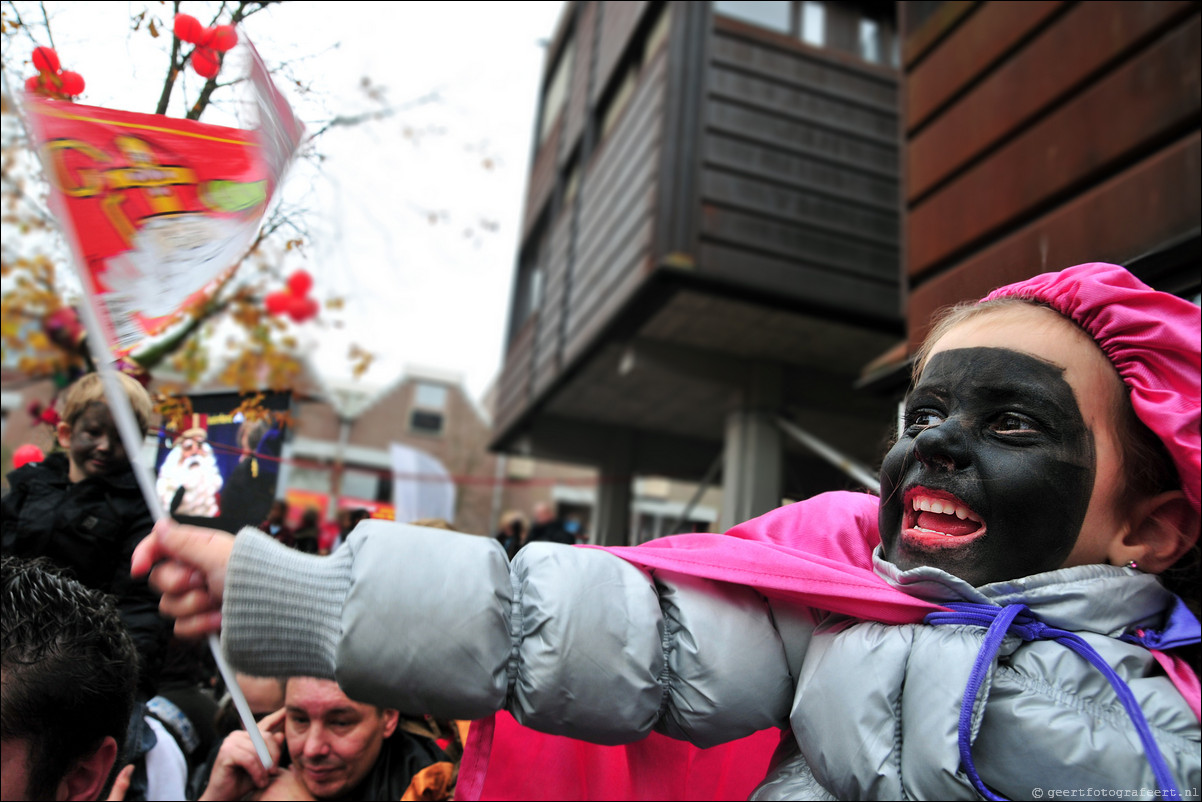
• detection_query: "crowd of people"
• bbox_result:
[1,375,458,800]
[259,502,394,557]
[264,497,587,564]
[1,263,1199,801]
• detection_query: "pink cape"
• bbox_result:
[457,492,946,801]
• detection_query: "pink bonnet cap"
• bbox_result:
[983,262,1201,518]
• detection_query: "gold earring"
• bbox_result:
[1124,560,1139,570]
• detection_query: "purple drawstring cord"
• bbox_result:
[925,602,1184,801]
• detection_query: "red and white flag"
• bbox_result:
[22,38,304,357]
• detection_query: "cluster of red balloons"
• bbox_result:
[174,14,238,79]
[25,46,85,98]
[265,270,320,324]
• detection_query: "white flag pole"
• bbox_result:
[65,192,279,776]
[12,76,276,772]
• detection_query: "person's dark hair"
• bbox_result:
[1,556,139,799]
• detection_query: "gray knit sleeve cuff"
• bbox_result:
[221,528,353,679]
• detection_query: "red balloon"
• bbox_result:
[285,295,319,323]
[191,47,220,79]
[174,14,203,43]
[58,70,85,96]
[211,25,239,53]
[264,291,291,316]
[32,46,60,74]
[299,297,320,321]
[13,444,45,469]
[287,269,313,297]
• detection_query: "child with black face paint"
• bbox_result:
[2,372,170,698]
[136,263,1200,800]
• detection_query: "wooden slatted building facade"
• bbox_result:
[492,1,905,544]
[900,0,1200,352]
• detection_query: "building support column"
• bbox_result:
[594,430,634,546]
[719,363,783,531]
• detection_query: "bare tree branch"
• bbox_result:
[36,0,52,48]
[306,90,441,142]
[154,1,183,115]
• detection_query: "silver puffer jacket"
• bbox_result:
[222,522,1201,800]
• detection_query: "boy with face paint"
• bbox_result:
[2,372,170,700]
[136,264,1201,800]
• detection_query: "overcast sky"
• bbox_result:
[5,1,565,401]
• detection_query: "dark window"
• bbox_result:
[409,409,444,435]
[376,471,393,503]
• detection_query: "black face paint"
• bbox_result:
[878,347,1096,586]
[67,402,127,481]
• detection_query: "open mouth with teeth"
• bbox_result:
[902,487,986,547]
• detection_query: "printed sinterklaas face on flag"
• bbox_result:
[22,44,302,356]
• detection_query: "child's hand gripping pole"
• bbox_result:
[77,312,274,771]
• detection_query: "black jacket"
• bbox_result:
[347,728,447,801]
[1,452,169,695]
[526,519,575,546]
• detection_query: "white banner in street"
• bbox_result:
[390,442,456,524]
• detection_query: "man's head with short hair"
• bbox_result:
[283,677,398,800]
[1,556,138,801]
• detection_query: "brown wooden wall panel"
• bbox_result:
[700,170,897,247]
[698,241,899,322]
[909,1,1195,202]
[565,214,655,363]
[705,133,898,209]
[709,64,898,142]
[707,101,898,176]
[574,52,663,262]
[565,44,664,363]
[593,0,650,102]
[700,204,896,282]
[908,15,1201,278]
[907,131,1201,349]
[711,31,896,110]
[522,121,562,238]
[532,214,574,397]
[494,317,537,435]
[906,0,1064,133]
[562,1,599,160]
[699,24,901,321]
[574,88,660,269]
[901,0,976,68]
